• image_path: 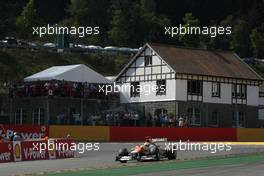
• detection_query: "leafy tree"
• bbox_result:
[35,0,70,24]
[140,0,171,44]
[207,15,234,50]
[108,0,139,46]
[231,19,252,57]
[179,13,201,47]
[16,0,42,39]
[108,0,171,47]
[67,0,110,45]
[250,24,264,59]
[0,0,24,38]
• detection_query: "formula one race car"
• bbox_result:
[115,137,177,163]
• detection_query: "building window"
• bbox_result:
[187,107,201,126]
[232,111,245,127]
[212,82,220,97]
[130,82,140,97]
[259,92,264,97]
[187,80,203,96]
[144,55,152,66]
[232,84,246,99]
[210,111,219,126]
[156,79,166,95]
[32,108,45,125]
[15,108,26,125]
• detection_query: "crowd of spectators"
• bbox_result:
[8,81,118,100]
[53,111,191,127]
[54,111,140,126]
[147,113,191,127]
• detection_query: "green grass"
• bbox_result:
[42,153,264,176]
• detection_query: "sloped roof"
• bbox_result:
[149,43,262,80]
[24,64,111,83]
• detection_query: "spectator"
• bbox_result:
[179,116,184,127]
[13,132,23,141]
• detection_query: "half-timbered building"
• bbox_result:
[115,43,263,127]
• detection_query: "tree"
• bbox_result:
[108,0,139,46]
[250,24,264,59]
[108,0,171,47]
[67,0,111,45]
[16,0,42,39]
[140,0,171,44]
[231,19,252,57]
[0,0,24,38]
[35,0,70,24]
[207,15,234,50]
[179,13,201,47]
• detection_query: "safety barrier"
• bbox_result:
[2,124,264,142]
[237,128,264,141]
[0,139,74,163]
[109,127,237,142]
[0,125,48,139]
[49,125,110,141]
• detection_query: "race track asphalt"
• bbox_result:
[134,162,264,176]
[0,142,264,176]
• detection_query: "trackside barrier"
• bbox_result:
[49,125,110,141]
[0,125,49,139]
[237,128,264,142]
[0,139,74,163]
[0,142,13,163]
[109,127,237,142]
[3,125,264,142]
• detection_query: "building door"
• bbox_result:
[154,108,167,117]
[187,107,201,126]
[232,111,245,127]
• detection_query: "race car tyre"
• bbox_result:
[137,153,142,161]
[118,148,129,157]
[155,152,160,161]
[167,150,177,160]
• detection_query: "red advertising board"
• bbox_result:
[20,140,49,161]
[0,139,74,163]
[110,127,237,142]
[54,139,75,159]
[0,142,14,163]
[0,125,48,139]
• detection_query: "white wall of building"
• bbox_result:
[203,82,232,104]
[175,79,187,101]
[120,80,176,103]
[247,85,259,106]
